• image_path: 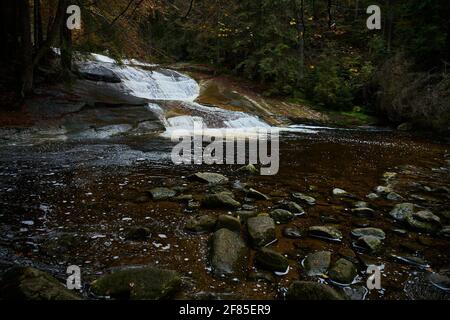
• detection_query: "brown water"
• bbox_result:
[0,128,449,300]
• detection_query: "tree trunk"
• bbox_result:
[34,0,44,50]
[61,8,72,72]
[18,0,34,97]
[33,0,67,67]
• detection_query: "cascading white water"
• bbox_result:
[76,53,271,136]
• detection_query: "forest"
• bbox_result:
[0,0,450,304]
[1,0,449,132]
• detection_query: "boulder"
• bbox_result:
[202,192,241,209]
[210,229,248,277]
[247,188,269,200]
[292,193,316,206]
[255,248,289,273]
[332,188,349,196]
[328,259,357,285]
[235,210,258,222]
[192,172,229,185]
[389,203,415,221]
[0,267,81,300]
[356,235,383,252]
[237,164,259,174]
[406,210,441,233]
[277,200,305,215]
[286,281,344,300]
[216,215,241,233]
[351,228,386,240]
[185,215,217,233]
[308,226,343,242]
[439,226,450,238]
[303,251,331,276]
[270,209,294,224]
[91,267,181,300]
[247,216,276,247]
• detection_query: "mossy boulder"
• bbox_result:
[255,248,289,272]
[247,216,276,247]
[286,281,344,300]
[91,267,181,300]
[0,267,81,300]
[210,229,248,277]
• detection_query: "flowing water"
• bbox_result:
[0,54,449,300]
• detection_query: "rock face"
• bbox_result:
[185,215,217,233]
[286,281,344,300]
[406,210,441,233]
[247,216,276,247]
[328,259,357,285]
[255,248,289,272]
[91,267,181,300]
[216,215,241,233]
[0,267,81,300]
[390,203,415,221]
[149,187,177,200]
[192,172,229,184]
[210,229,248,277]
[308,226,343,242]
[270,209,294,224]
[292,193,316,206]
[202,192,241,209]
[303,251,331,276]
[351,228,386,240]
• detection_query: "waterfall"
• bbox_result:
[76,53,271,137]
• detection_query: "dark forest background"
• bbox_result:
[1,0,449,131]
